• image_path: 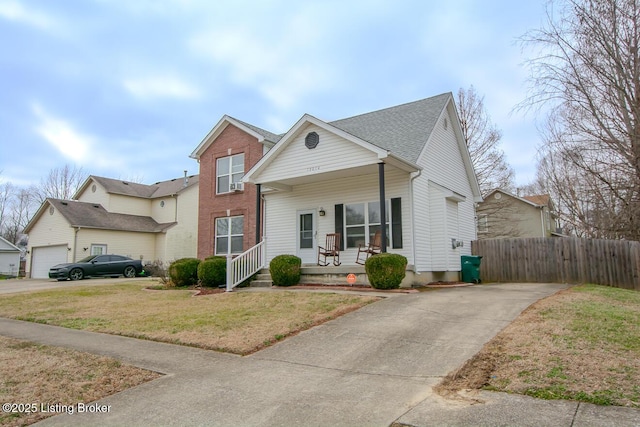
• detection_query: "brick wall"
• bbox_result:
[197,124,265,259]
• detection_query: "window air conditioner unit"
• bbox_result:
[229,183,243,192]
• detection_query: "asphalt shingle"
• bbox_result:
[48,199,174,233]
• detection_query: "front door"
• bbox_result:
[296,209,317,264]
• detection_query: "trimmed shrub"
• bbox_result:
[168,258,201,287]
[198,257,227,287]
[269,255,302,287]
[365,253,407,290]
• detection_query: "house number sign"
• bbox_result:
[307,166,320,172]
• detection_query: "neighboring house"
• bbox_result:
[476,189,561,239]
[24,174,199,278]
[189,116,279,258]
[0,236,21,277]
[239,92,482,284]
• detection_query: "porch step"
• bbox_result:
[249,271,272,288]
[249,266,371,287]
[299,265,369,286]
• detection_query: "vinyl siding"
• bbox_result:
[151,197,177,224]
[415,105,477,272]
[477,193,545,238]
[76,180,111,206]
[446,199,460,270]
[258,124,380,183]
[26,208,74,249]
[164,185,198,260]
[428,184,446,270]
[107,194,151,216]
[75,229,156,262]
[412,174,431,271]
[25,205,75,274]
[264,168,412,265]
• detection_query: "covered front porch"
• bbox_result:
[255,163,416,266]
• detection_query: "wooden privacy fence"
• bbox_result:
[471,237,640,291]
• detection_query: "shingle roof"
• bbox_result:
[232,117,283,144]
[90,174,199,199]
[329,93,451,163]
[48,199,174,233]
[523,194,551,206]
[152,175,200,198]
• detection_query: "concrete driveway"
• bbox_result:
[1,282,639,426]
[0,276,156,294]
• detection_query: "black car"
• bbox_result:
[49,254,144,281]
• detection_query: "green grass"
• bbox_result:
[544,284,640,352]
[486,284,640,407]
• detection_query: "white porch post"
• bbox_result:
[225,254,233,292]
[255,183,262,245]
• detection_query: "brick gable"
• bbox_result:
[197,124,264,258]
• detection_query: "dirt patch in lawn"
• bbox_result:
[436,285,640,407]
[0,336,161,427]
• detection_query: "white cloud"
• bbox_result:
[32,104,92,162]
[188,13,337,111]
[123,76,200,100]
[0,0,57,30]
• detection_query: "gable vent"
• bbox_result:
[305,132,319,149]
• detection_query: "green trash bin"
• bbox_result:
[461,255,482,283]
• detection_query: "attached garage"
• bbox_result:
[31,245,68,279]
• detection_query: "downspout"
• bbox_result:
[409,170,422,271]
[73,227,81,262]
[540,208,545,237]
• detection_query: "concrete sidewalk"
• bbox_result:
[0,283,638,426]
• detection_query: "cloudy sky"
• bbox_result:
[1,0,548,189]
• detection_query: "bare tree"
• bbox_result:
[520,0,640,240]
[456,86,515,195]
[476,193,528,239]
[0,180,14,239]
[4,187,37,246]
[34,164,89,203]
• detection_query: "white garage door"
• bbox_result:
[31,245,68,279]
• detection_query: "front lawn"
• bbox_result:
[437,284,640,407]
[0,283,379,355]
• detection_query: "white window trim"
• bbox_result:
[216,154,245,194]
[215,215,244,256]
[344,200,391,249]
[91,244,107,255]
[477,214,488,234]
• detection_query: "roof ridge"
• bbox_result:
[330,92,451,124]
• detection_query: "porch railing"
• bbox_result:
[226,239,266,292]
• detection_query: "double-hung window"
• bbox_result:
[215,216,244,255]
[477,214,488,234]
[345,201,390,248]
[216,154,244,194]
